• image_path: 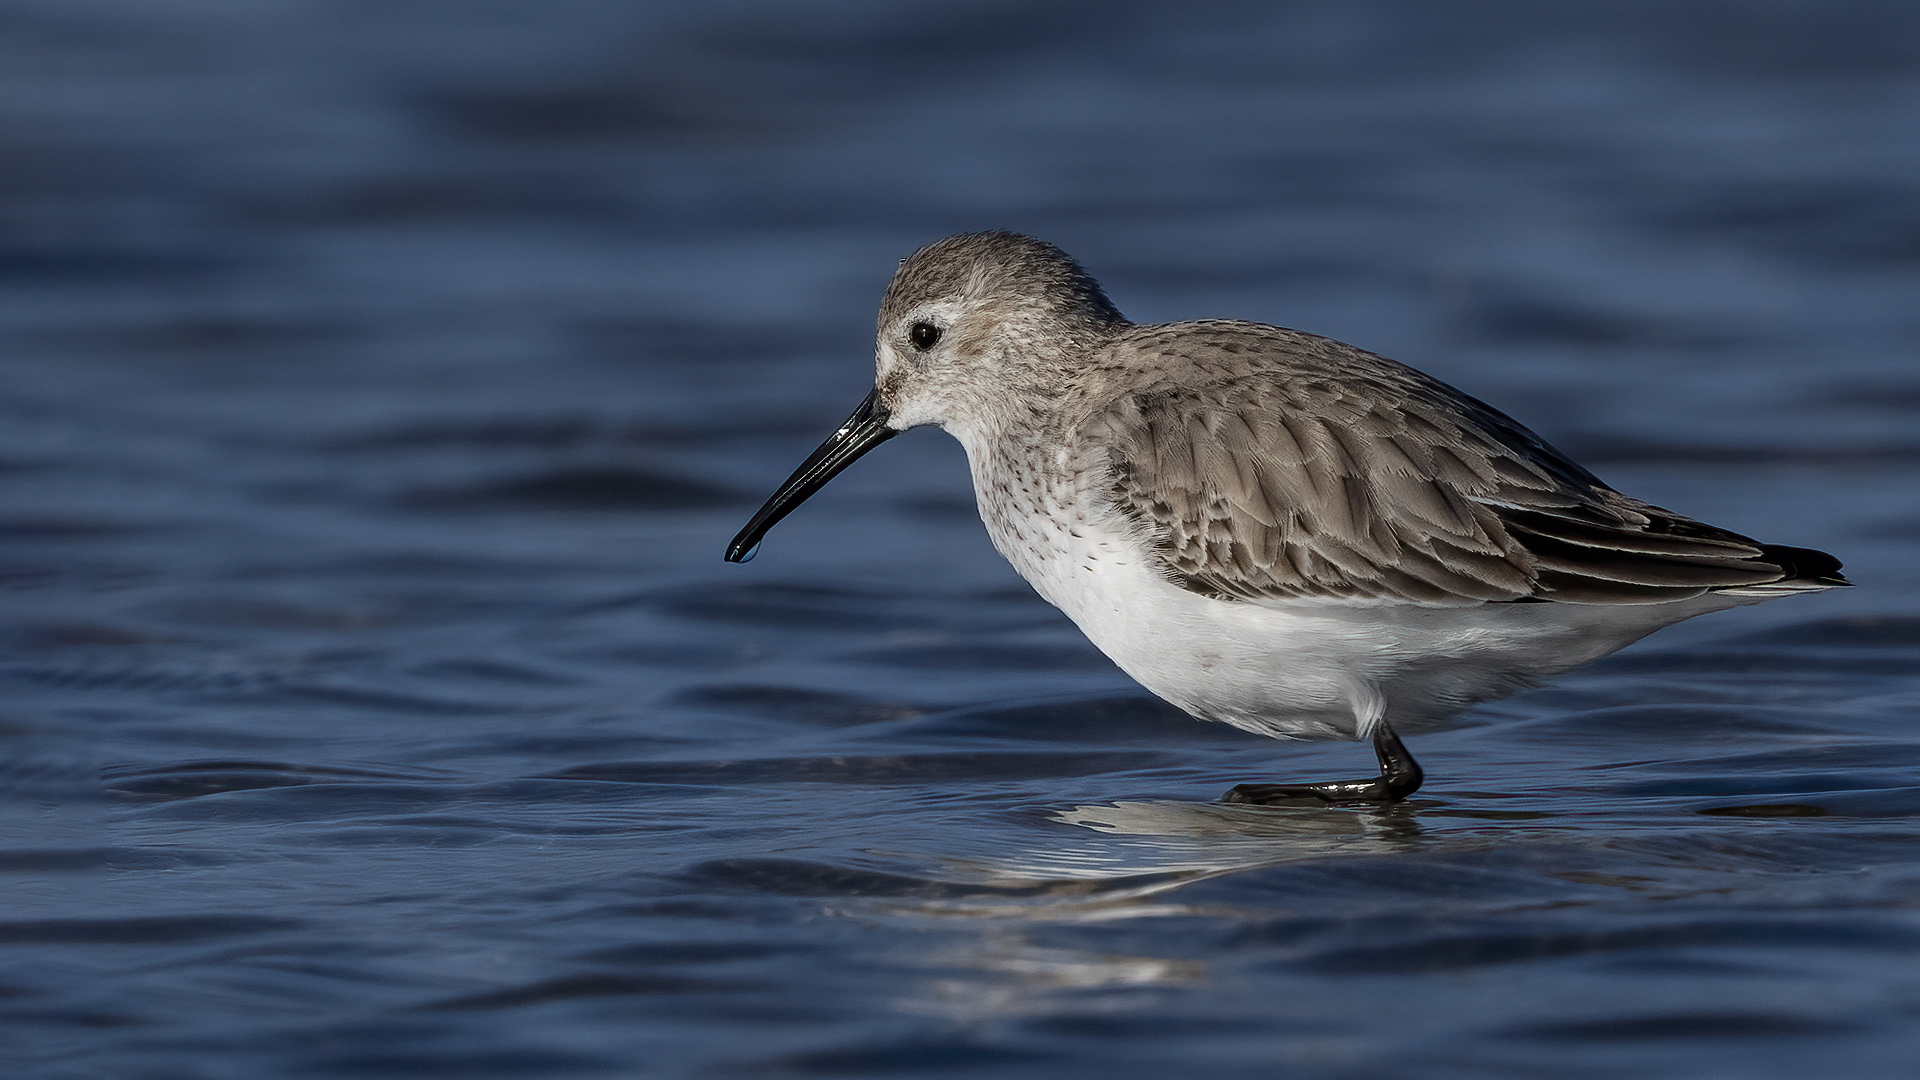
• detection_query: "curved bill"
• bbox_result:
[724,388,897,563]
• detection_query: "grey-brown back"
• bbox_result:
[1080,321,1844,606]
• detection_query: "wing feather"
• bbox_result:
[1087,323,1837,605]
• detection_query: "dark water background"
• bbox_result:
[5,2,1920,1077]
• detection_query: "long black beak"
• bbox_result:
[724,389,897,563]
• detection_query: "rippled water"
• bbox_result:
[6,2,1920,1077]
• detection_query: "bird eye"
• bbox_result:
[909,322,942,350]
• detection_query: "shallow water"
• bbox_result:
[4,2,1920,1077]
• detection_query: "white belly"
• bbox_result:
[979,494,1753,741]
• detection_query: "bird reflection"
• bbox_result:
[859,801,1427,1024]
[896,931,1204,1024]
[864,799,1429,924]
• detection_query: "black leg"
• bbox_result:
[1221,721,1425,806]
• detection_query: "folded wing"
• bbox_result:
[1086,327,1845,606]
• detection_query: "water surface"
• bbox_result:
[3,2,1919,1077]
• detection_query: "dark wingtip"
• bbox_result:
[1760,543,1851,586]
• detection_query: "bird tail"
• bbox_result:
[1715,543,1851,596]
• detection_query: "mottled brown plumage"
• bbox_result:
[1082,320,1840,607]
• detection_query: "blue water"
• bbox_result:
[5,2,1920,1077]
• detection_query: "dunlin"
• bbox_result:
[725,232,1848,804]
